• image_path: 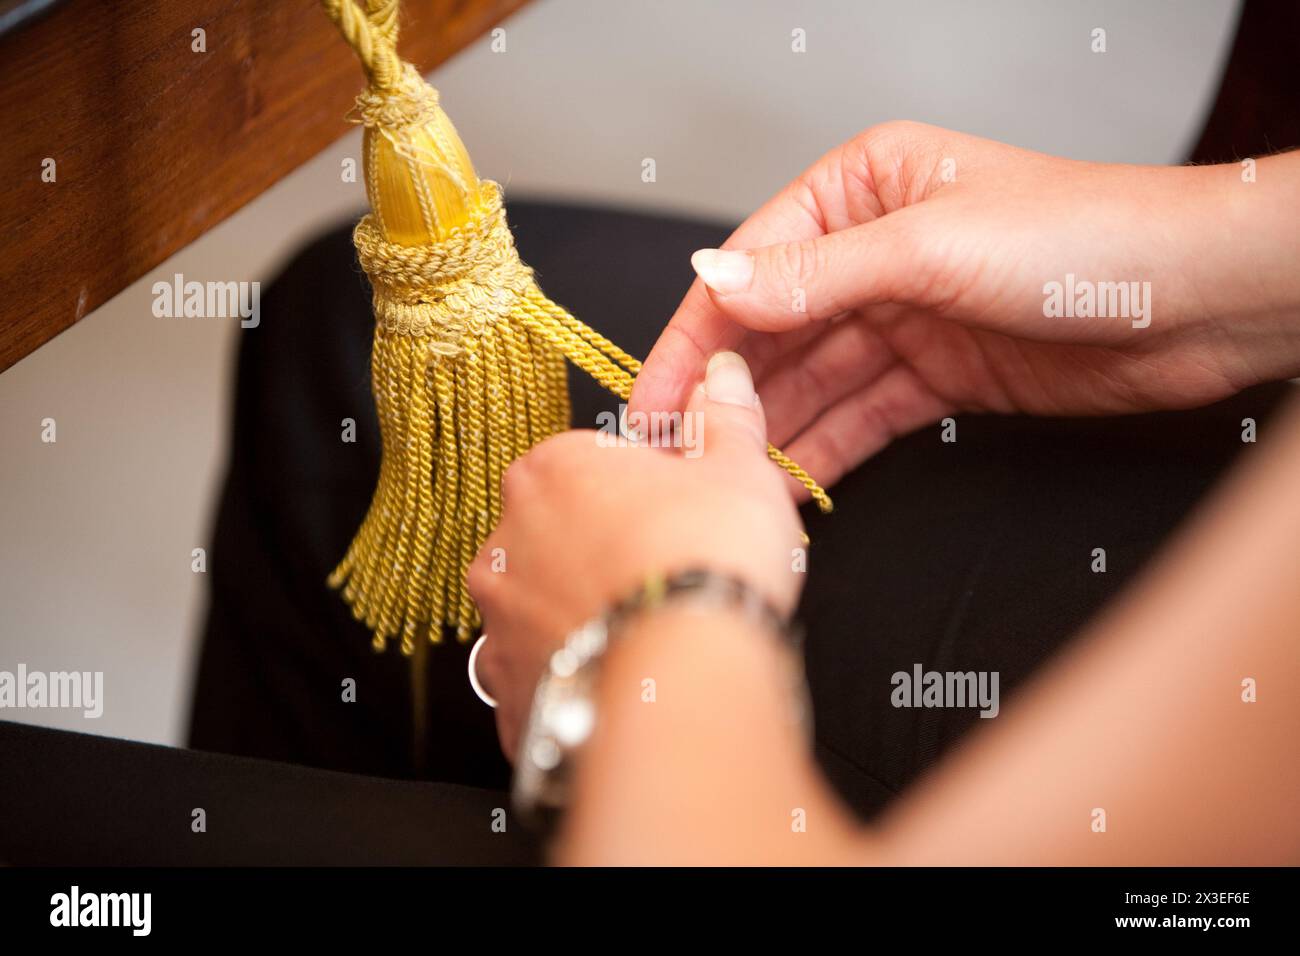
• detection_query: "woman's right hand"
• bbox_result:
[629,121,1300,494]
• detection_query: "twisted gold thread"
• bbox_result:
[321,0,832,654]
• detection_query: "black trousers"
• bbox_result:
[188,198,1293,818]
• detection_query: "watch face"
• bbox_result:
[546,694,596,748]
[512,657,600,828]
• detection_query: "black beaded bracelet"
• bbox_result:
[605,568,799,649]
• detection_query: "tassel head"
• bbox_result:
[355,64,482,244]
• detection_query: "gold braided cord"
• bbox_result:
[365,0,400,45]
[517,289,833,513]
[321,0,831,653]
[321,0,404,90]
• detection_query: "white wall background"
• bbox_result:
[0,0,1240,745]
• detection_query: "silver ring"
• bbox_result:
[468,634,498,708]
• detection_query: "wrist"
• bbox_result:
[555,604,815,865]
[512,568,808,836]
[601,601,790,698]
[1180,156,1300,380]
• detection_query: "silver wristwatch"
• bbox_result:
[511,568,809,832]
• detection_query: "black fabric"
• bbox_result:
[0,720,539,865]
[1187,0,1300,165]
[187,197,1294,823]
[800,386,1291,811]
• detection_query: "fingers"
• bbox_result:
[690,212,919,332]
[630,122,958,421]
[754,316,897,447]
[628,170,841,422]
[782,363,951,489]
[683,351,770,466]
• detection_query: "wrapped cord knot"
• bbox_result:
[354,184,534,352]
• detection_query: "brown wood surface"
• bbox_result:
[0,0,529,373]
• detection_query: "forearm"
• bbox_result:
[879,399,1300,864]
[555,402,1300,866]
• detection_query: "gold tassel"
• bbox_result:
[320,0,832,655]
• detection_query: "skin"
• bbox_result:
[467,125,1300,864]
[468,359,802,760]
[554,397,1300,864]
[630,122,1300,492]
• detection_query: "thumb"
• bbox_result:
[684,351,769,464]
[690,217,915,331]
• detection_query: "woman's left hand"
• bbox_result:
[468,352,805,760]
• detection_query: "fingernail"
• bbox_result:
[691,248,754,295]
[705,351,757,407]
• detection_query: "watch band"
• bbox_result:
[511,567,808,832]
